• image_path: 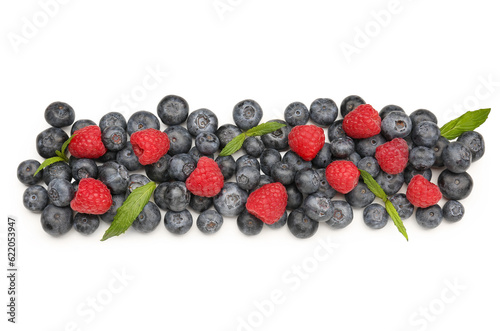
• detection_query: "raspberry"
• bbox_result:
[375,138,409,174]
[130,128,170,165]
[70,178,113,215]
[246,182,288,225]
[406,175,442,208]
[185,157,224,197]
[325,160,359,194]
[342,104,381,139]
[288,125,325,161]
[68,125,107,159]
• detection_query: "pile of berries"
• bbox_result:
[17,96,485,238]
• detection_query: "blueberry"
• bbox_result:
[101,125,127,151]
[73,213,100,235]
[116,142,142,171]
[236,166,260,191]
[363,203,389,229]
[44,101,75,127]
[126,110,160,136]
[282,150,312,172]
[237,210,263,236]
[327,120,347,141]
[194,132,219,155]
[312,143,332,168]
[411,121,440,147]
[432,136,450,167]
[187,108,218,137]
[340,95,365,117]
[295,168,319,194]
[98,161,130,195]
[345,181,375,208]
[100,194,126,223]
[442,200,465,222]
[156,181,191,212]
[189,195,213,213]
[236,155,260,172]
[144,154,171,183]
[233,99,263,130]
[164,209,193,235]
[168,153,196,181]
[99,112,127,132]
[126,174,150,197]
[442,142,472,173]
[188,146,213,162]
[284,102,309,126]
[303,193,334,222]
[409,109,438,127]
[197,210,224,234]
[379,105,405,119]
[437,170,473,200]
[346,152,361,166]
[271,162,295,186]
[96,150,117,163]
[163,125,192,156]
[285,184,303,210]
[132,201,161,233]
[17,159,43,185]
[309,98,338,127]
[36,127,69,158]
[261,119,291,151]
[215,155,236,180]
[267,211,287,229]
[326,200,353,229]
[48,178,75,207]
[316,168,337,199]
[375,171,405,196]
[41,204,73,236]
[242,136,264,157]
[403,164,432,185]
[388,193,414,220]
[404,135,415,151]
[153,182,170,210]
[357,157,381,178]
[213,182,248,217]
[330,137,355,159]
[457,131,485,162]
[409,146,435,170]
[71,119,96,135]
[287,209,318,239]
[259,148,281,176]
[157,95,189,126]
[254,175,274,191]
[355,134,386,157]
[381,111,412,140]
[71,158,98,182]
[23,185,49,212]
[43,161,72,185]
[216,124,242,149]
[416,205,442,229]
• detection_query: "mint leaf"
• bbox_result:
[246,122,286,136]
[101,181,156,241]
[385,199,408,241]
[61,134,75,155]
[33,157,66,176]
[55,150,68,162]
[219,133,246,157]
[440,108,490,140]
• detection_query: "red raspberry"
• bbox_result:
[185,157,224,197]
[70,178,113,214]
[375,138,409,174]
[246,183,288,225]
[325,160,360,194]
[406,175,442,208]
[130,128,170,165]
[68,125,107,159]
[342,104,381,139]
[288,125,325,161]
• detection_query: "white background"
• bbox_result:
[1,1,499,330]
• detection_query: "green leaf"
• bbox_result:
[101,181,156,241]
[54,150,68,162]
[440,108,490,140]
[246,122,287,136]
[385,199,409,241]
[33,157,66,176]
[61,134,75,155]
[219,133,246,157]
[358,169,387,201]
